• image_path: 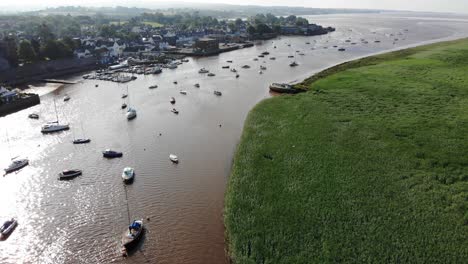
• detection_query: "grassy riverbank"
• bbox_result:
[225,39,468,263]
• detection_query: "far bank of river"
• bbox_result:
[1,13,468,264]
[225,37,468,263]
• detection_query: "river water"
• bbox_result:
[1,12,468,264]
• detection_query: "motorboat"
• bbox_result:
[149,85,158,89]
[171,108,179,114]
[4,159,29,174]
[63,95,70,101]
[28,113,39,119]
[126,108,137,120]
[102,149,123,158]
[0,218,17,240]
[121,220,144,253]
[241,65,250,69]
[269,83,302,94]
[338,48,346,51]
[253,58,258,61]
[269,57,276,60]
[259,71,263,74]
[194,83,200,88]
[230,68,237,73]
[261,51,270,55]
[260,65,267,70]
[258,55,264,58]
[214,91,222,96]
[41,123,70,133]
[173,81,178,85]
[73,138,91,144]
[179,90,187,95]
[198,68,209,74]
[222,66,230,69]
[226,60,233,63]
[236,74,240,78]
[122,94,128,99]
[170,97,176,104]
[289,61,299,67]
[306,42,310,44]
[121,103,127,109]
[207,73,216,77]
[288,55,294,58]
[58,169,82,180]
[122,167,135,183]
[169,154,179,163]
[298,53,305,56]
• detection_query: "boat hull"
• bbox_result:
[4,160,29,174]
[59,170,82,180]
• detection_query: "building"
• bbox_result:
[193,38,219,54]
[0,86,17,103]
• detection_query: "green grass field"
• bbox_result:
[225,39,468,263]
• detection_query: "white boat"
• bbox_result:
[58,169,82,180]
[0,218,18,239]
[41,99,70,134]
[198,68,209,73]
[180,90,187,95]
[63,95,70,101]
[170,97,176,104]
[126,108,137,120]
[4,159,29,174]
[169,154,179,164]
[230,68,237,73]
[122,167,135,183]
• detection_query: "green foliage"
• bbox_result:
[225,39,468,263]
[18,40,36,63]
[41,39,73,60]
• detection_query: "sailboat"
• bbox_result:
[41,99,69,133]
[73,121,91,144]
[125,86,137,120]
[3,130,29,174]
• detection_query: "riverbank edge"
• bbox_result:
[223,37,468,263]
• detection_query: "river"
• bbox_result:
[1,12,468,264]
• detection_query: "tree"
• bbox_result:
[41,40,60,59]
[38,23,55,43]
[247,25,256,35]
[256,23,272,34]
[30,39,41,56]
[62,36,76,51]
[18,40,36,62]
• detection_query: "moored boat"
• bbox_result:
[0,218,18,240]
[170,97,176,104]
[171,108,179,114]
[63,95,70,101]
[121,220,144,253]
[194,83,200,88]
[214,91,222,96]
[207,73,216,77]
[73,138,91,144]
[4,159,29,174]
[126,108,137,120]
[198,68,209,73]
[58,169,82,180]
[28,113,39,119]
[269,83,302,94]
[122,167,135,183]
[169,154,179,163]
[149,85,158,89]
[179,90,187,95]
[102,149,123,158]
[289,61,299,67]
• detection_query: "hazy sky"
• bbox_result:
[1,0,468,14]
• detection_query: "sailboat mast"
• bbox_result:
[54,98,59,123]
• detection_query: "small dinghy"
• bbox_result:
[171,108,179,115]
[230,68,237,73]
[121,103,127,109]
[122,167,135,183]
[236,74,240,78]
[214,91,222,96]
[169,154,179,164]
[102,149,123,158]
[28,113,39,119]
[4,159,29,174]
[173,81,178,84]
[149,85,158,89]
[122,94,128,99]
[289,61,299,67]
[170,97,176,104]
[121,220,144,254]
[126,108,137,120]
[0,218,18,240]
[194,83,200,88]
[179,91,187,95]
[73,138,91,144]
[207,73,216,77]
[59,169,82,180]
[63,95,70,101]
